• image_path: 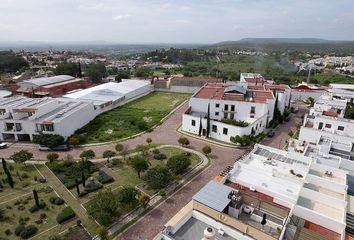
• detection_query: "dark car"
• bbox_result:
[267,131,275,138]
[39,144,70,151]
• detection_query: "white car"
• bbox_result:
[0,142,8,149]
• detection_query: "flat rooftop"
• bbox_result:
[171,217,236,240]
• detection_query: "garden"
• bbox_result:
[0,162,76,240]
[72,92,190,143]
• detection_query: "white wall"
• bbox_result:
[290,90,326,101]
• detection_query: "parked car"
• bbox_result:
[0,142,8,149]
[267,131,275,138]
[38,144,70,151]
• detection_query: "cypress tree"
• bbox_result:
[33,189,39,207]
[75,179,80,196]
[78,62,82,78]
[206,103,210,138]
[81,171,85,187]
[6,170,14,188]
[1,158,7,172]
[86,160,90,174]
[198,117,203,136]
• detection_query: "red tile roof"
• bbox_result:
[171,77,222,82]
[193,83,274,103]
[304,220,340,240]
[322,111,339,117]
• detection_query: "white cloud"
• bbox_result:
[113,14,132,21]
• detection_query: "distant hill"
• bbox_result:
[209,38,354,54]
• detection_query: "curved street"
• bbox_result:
[0,102,307,240]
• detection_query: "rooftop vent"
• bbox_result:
[202,227,215,240]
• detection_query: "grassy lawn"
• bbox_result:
[75,92,190,143]
[0,164,69,240]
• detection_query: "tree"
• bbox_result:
[86,189,121,226]
[33,134,65,149]
[10,150,33,164]
[75,179,80,196]
[85,62,107,83]
[206,103,210,137]
[146,138,152,145]
[130,156,149,178]
[115,70,130,82]
[55,62,81,77]
[136,144,149,156]
[144,166,172,189]
[80,150,95,160]
[139,194,150,209]
[33,190,39,208]
[115,143,124,152]
[96,227,109,240]
[1,158,7,172]
[118,187,139,205]
[167,154,191,175]
[102,150,116,160]
[46,153,59,162]
[81,171,86,187]
[198,117,203,136]
[68,136,80,146]
[202,145,212,155]
[178,137,190,147]
[2,158,13,188]
[134,67,152,78]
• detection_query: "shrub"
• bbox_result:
[49,197,65,205]
[46,153,59,162]
[15,225,25,236]
[84,181,103,193]
[167,154,191,175]
[118,187,139,205]
[39,178,46,183]
[202,145,211,155]
[220,119,249,127]
[56,207,76,224]
[19,225,38,239]
[144,166,172,190]
[5,229,11,235]
[21,173,29,179]
[178,137,190,147]
[97,170,114,184]
[153,153,167,160]
[152,149,160,154]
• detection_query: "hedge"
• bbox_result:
[49,196,65,205]
[56,207,76,224]
[97,170,114,184]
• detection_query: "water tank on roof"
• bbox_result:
[202,227,216,240]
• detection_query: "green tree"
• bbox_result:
[130,156,149,178]
[75,179,80,196]
[202,145,212,155]
[0,51,29,73]
[80,150,95,160]
[134,67,152,78]
[85,62,107,83]
[146,137,152,145]
[115,143,124,152]
[167,154,191,175]
[144,166,172,189]
[102,150,116,160]
[86,189,121,226]
[10,150,33,164]
[2,158,8,173]
[46,153,59,162]
[115,70,130,82]
[178,137,190,147]
[68,136,80,146]
[33,189,39,208]
[81,171,86,187]
[96,227,109,240]
[33,134,64,149]
[118,187,139,205]
[55,62,81,77]
[206,103,210,138]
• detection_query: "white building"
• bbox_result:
[291,82,330,102]
[228,144,348,240]
[182,83,276,143]
[0,96,96,141]
[63,79,152,113]
[330,84,354,103]
[309,95,347,118]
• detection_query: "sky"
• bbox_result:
[1,0,354,44]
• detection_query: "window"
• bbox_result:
[224,104,229,111]
[223,127,228,135]
[45,124,54,132]
[231,105,235,111]
[215,103,220,108]
[191,120,196,126]
[318,122,323,129]
[212,125,217,133]
[15,123,22,131]
[230,113,234,119]
[338,126,345,131]
[224,112,228,119]
[250,106,256,114]
[250,115,255,118]
[325,123,332,129]
[215,112,219,116]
